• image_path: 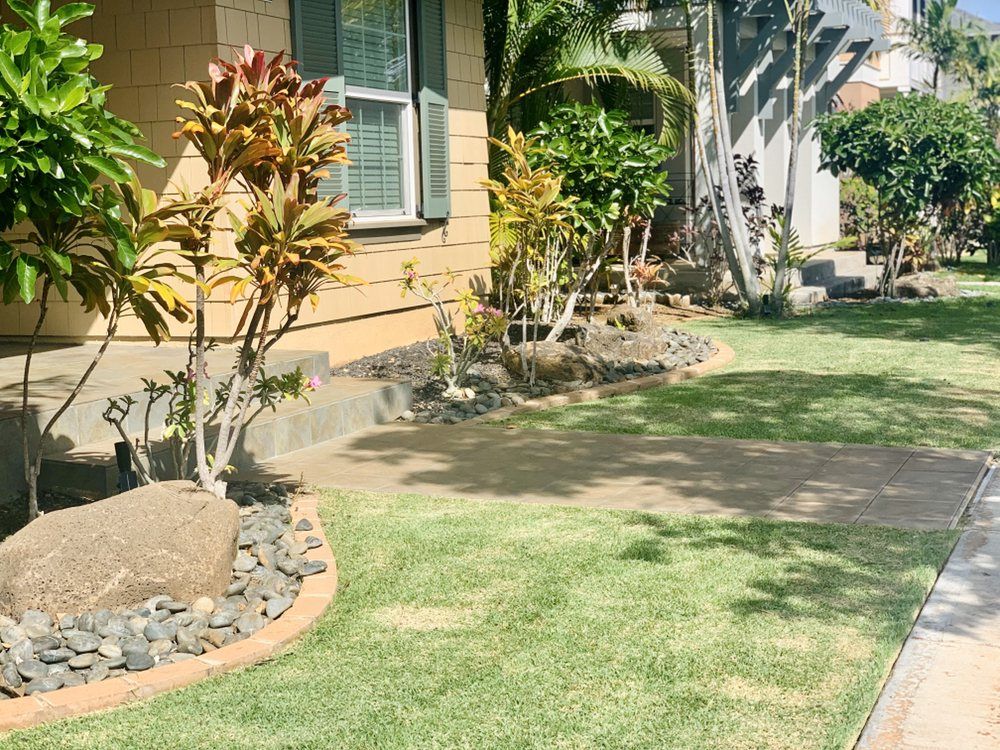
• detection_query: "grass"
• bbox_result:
[4,490,957,750]
[506,288,1000,451]
[934,253,1000,283]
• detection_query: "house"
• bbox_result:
[840,0,934,109]
[0,0,492,365]
[620,0,889,298]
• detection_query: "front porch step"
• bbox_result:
[791,249,870,287]
[0,344,335,497]
[39,377,412,498]
[789,250,884,306]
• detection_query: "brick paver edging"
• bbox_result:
[0,491,336,733]
[469,340,735,425]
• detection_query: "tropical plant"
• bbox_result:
[400,260,507,392]
[817,94,999,295]
[530,103,671,337]
[0,0,178,520]
[484,0,691,176]
[483,128,579,385]
[898,0,970,94]
[173,47,356,498]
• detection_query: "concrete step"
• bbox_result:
[789,249,869,287]
[39,376,411,499]
[789,285,829,306]
[0,345,335,497]
[2,346,331,455]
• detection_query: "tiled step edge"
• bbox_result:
[0,490,335,733]
[40,380,412,498]
[469,341,736,425]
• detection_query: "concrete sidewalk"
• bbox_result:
[857,467,1000,749]
[245,423,989,530]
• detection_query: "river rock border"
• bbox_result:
[0,491,335,733]
[468,341,736,424]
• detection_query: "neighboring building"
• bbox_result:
[623,0,888,257]
[840,0,934,109]
[0,0,492,365]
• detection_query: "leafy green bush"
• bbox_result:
[531,103,671,234]
[0,0,163,281]
[523,104,671,335]
[817,94,998,292]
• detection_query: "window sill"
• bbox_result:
[347,216,429,245]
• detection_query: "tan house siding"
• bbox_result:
[0,0,491,366]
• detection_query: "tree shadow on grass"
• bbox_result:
[620,511,954,625]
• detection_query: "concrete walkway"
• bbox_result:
[246,423,989,530]
[857,467,1000,749]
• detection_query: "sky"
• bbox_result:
[957,0,1000,23]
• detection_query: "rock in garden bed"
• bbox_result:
[0,481,238,616]
[336,312,717,425]
[0,482,326,699]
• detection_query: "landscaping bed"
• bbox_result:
[335,313,716,424]
[4,489,957,749]
[0,483,326,700]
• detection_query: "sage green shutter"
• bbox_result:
[416,0,450,219]
[291,0,348,207]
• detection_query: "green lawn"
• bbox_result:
[934,253,1000,283]
[5,490,956,750]
[507,289,1000,451]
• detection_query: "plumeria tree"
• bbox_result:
[529,104,671,338]
[173,47,356,498]
[817,95,999,295]
[0,0,185,520]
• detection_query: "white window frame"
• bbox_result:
[343,0,418,222]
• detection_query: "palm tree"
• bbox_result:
[898,0,969,94]
[484,0,691,175]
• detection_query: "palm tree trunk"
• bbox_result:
[773,0,811,317]
[705,0,763,315]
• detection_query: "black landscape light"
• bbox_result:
[114,441,139,494]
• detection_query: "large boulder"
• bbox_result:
[0,481,239,617]
[502,341,604,382]
[895,273,959,299]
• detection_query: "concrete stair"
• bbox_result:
[0,344,411,499]
[39,375,411,498]
[788,249,882,307]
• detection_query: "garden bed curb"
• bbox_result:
[0,491,336,733]
[469,340,735,424]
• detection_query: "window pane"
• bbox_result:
[342,0,409,92]
[346,98,406,214]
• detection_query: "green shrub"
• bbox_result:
[530,103,672,234]
[817,94,999,292]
